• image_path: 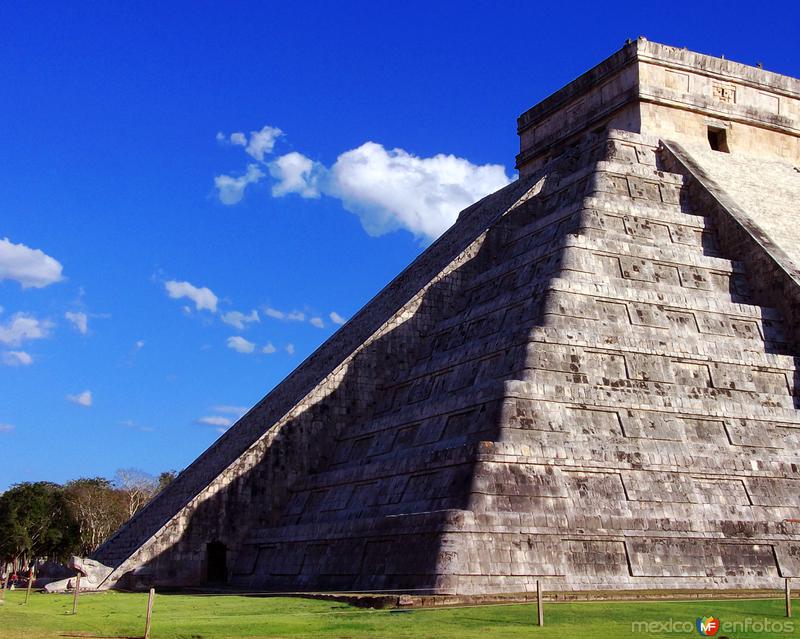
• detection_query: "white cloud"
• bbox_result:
[0,313,53,346]
[214,164,265,205]
[66,390,92,407]
[165,280,218,312]
[309,316,324,328]
[0,423,14,433]
[217,131,247,146]
[221,309,259,330]
[263,307,305,322]
[217,128,513,240]
[329,311,346,325]
[0,237,64,289]
[1,350,33,366]
[135,340,145,350]
[197,415,232,427]
[326,142,512,239]
[263,307,284,320]
[269,152,321,198]
[227,335,255,354]
[65,311,88,335]
[262,342,276,354]
[286,343,295,355]
[216,126,513,240]
[245,125,283,161]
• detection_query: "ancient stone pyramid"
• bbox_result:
[94,38,800,594]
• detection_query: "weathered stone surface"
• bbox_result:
[93,41,800,594]
[43,557,112,592]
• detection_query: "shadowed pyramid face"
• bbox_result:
[93,41,800,596]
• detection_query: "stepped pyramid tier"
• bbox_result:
[94,38,800,594]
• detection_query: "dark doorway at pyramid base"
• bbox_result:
[206,541,228,583]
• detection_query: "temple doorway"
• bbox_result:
[206,541,227,583]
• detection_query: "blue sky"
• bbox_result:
[1,2,798,490]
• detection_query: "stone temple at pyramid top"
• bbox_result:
[517,37,800,176]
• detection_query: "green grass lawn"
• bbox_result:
[1,590,798,639]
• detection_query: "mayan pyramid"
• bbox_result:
[94,38,800,594]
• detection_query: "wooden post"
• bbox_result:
[71,574,81,615]
[786,578,792,618]
[536,579,544,627]
[24,566,34,604]
[144,587,155,639]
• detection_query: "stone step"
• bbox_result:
[580,194,706,228]
[435,264,773,337]
[402,327,799,394]
[245,509,463,544]
[517,367,797,409]
[460,235,745,320]
[589,161,687,210]
[578,219,725,259]
[472,444,800,490]
[541,302,790,354]
[327,417,800,480]
[546,276,783,323]
[422,275,789,362]
[504,379,800,424]
[282,436,800,525]
[564,233,740,273]
[594,159,687,185]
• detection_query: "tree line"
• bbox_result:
[0,468,176,571]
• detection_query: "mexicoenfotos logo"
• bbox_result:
[696,616,720,636]
[632,615,794,634]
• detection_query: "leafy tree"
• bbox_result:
[0,482,80,568]
[157,470,177,493]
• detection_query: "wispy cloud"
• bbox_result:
[262,342,276,354]
[0,237,64,288]
[212,405,247,416]
[329,311,346,325]
[0,423,15,434]
[226,335,255,354]
[1,350,33,366]
[286,343,295,355]
[221,309,259,330]
[165,280,218,312]
[0,313,53,346]
[196,415,232,427]
[263,306,305,322]
[214,164,265,205]
[66,390,92,407]
[65,311,88,335]
[244,125,283,161]
[309,316,324,329]
[217,131,247,147]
